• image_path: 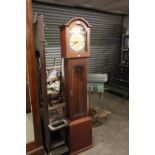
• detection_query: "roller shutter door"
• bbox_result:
[32,2,123,74]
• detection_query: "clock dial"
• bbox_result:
[69,25,86,52]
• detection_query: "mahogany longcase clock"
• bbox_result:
[60,17,92,155]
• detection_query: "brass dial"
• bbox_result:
[69,25,86,52]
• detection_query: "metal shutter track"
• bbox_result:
[32,2,123,74]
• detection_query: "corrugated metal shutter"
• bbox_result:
[32,2,123,74]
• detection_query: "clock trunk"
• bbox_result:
[64,58,88,120]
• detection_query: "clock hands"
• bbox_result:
[70,33,85,52]
[73,41,78,44]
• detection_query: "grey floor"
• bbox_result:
[79,91,129,155]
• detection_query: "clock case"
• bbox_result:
[60,17,93,154]
[60,17,91,58]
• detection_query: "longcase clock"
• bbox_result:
[60,17,92,155]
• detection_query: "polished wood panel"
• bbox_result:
[68,117,92,155]
[26,0,44,154]
[64,58,88,120]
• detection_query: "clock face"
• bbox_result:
[69,25,86,52]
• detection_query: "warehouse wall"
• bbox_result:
[32,1,123,74]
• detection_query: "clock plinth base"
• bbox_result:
[67,116,92,154]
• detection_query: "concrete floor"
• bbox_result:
[79,91,129,155]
